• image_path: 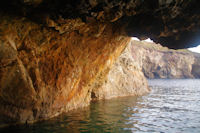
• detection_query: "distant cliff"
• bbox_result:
[132,40,200,79]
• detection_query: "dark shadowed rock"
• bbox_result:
[0,0,200,48]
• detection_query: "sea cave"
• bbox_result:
[1,0,200,132]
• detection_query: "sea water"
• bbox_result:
[1,79,200,133]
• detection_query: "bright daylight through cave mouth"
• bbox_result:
[1,1,200,133]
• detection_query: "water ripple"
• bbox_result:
[1,79,200,133]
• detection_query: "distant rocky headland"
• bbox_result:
[131,40,200,79]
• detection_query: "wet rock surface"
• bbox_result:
[132,40,200,79]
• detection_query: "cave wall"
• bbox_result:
[1,0,200,125]
[0,14,130,124]
[92,42,150,100]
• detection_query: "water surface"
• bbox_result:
[1,79,200,133]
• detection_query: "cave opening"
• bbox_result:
[0,0,200,132]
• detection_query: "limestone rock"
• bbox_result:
[0,14,130,124]
[191,57,200,78]
[92,42,150,100]
[132,40,200,79]
[1,0,200,126]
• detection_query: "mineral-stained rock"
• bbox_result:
[0,14,130,124]
[132,40,200,79]
[1,0,200,126]
[92,42,150,100]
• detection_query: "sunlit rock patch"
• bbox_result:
[131,40,200,79]
[91,42,150,100]
[0,14,130,124]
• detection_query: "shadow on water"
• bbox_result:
[1,79,200,133]
[0,96,142,133]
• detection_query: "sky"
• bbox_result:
[132,37,200,53]
[131,37,154,43]
[188,45,200,53]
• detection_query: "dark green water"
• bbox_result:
[1,79,200,133]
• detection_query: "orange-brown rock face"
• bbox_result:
[91,42,150,100]
[0,14,130,124]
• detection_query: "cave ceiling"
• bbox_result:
[1,0,200,49]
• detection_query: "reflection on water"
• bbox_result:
[1,79,200,133]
